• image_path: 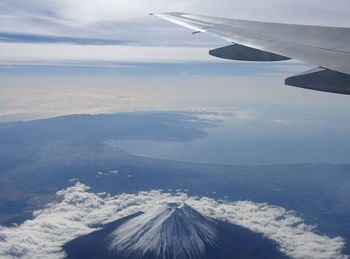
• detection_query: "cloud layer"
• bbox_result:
[1,0,350,38]
[1,1,349,64]
[0,183,347,259]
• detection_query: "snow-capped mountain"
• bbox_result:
[63,203,287,259]
[108,203,218,259]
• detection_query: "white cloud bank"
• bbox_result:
[0,43,217,65]
[0,183,347,259]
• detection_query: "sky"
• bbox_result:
[1,0,350,65]
[1,0,350,164]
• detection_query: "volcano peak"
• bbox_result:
[108,203,218,259]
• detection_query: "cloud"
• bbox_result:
[96,170,119,176]
[0,183,347,259]
[1,0,350,45]
[1,1,349,65]
[0,43,216,65]
[0,85,145,122]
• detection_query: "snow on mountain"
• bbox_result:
[108,202,218,259]
[63,199,289,259]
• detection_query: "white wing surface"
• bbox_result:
[155,12,350,95]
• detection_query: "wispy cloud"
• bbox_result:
[0,32,130,45]
[1,1,349,65]
[0,183,347,258]
[1,0,349,41]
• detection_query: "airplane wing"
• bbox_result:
[154,12,350,95]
